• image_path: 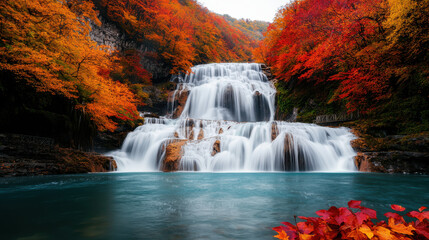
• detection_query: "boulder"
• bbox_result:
[169,90,190,118]
[261,64,274,81]
[354,151,429,174]
[272,123,278,141]
[212,140,221,156]
[163,140,187,172]
[185,118,195,128]
[188,129,194,140]
[197,129,204,140]
[218,128,224,134]
[283,133,294,170]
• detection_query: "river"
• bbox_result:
[1,172,428,239]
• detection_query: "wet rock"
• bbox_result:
[0,134,117,177]
[94,131,130,153]
[163,140,187,172]
[221,85,236,115]
[272,123,279,141]
[283,133,307,171]
[354,151,429,174]
[261,64,274,81]
[218,128,224,134]
[185,118,195,128]
[283,133,294,170]
[253,92,271,121]
[170,90,190,118]
[348,127,429,174]
[188,130,194,140]
[174,132,179,138]
[212,140,221,156]
[197,129,204,140]
[141,112,160,118]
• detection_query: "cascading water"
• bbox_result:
[110,63,357,172]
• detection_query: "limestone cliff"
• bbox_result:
[90,16,170,82]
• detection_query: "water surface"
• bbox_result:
[1,173,428,239]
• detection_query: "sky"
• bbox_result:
[197,0,288,22]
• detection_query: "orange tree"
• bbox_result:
[0,0,139,132]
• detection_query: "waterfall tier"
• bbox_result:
[169,63,275,122]
[110,63,357,172]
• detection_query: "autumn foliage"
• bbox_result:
[94,0,257,73]
[273,200,429,240]
[0,0,139,131]
[0,0,262,135]
[257,0,429,119]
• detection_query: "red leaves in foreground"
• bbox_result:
[274,201,429,240]
[391,204,406,212]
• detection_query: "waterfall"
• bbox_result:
[110,63,357,172]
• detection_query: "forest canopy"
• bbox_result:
[94,0,260,73]
[0,0,139,132]
[255,0,429,133]
[0,0,265,138]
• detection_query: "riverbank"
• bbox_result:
[344,122,429,174]
[0,134,116,177]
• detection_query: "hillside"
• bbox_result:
[255,0,429,173]
[91,0,265,81]
[0,0,264,149]
[221,14,269,41]
[256,0,429,135]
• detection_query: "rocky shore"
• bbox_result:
[0,134,117,177]
[350,127,429,174]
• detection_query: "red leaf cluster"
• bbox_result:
[256,0,396,114]
[274,201,429,240]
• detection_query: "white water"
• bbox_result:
[110,63,356,172]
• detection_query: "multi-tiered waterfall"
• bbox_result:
[110,63,357,172]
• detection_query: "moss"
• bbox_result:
[297,110,317,123]
[275,80,345,122]
[275,81,295,115]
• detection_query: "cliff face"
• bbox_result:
[90,16,171,82]
[90,16,135,51]
[261,65,298,122]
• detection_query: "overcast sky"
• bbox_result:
[197,0,288,22]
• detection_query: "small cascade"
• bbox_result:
[110,63,357,172]
[169,63,275,122]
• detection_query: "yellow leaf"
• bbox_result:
[299,233,314,240]
[388,218,415,235]
[374,226,398,240]
[359,224,374,239]
[274,230,289,240]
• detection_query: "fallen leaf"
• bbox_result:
[391,204,406,212]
